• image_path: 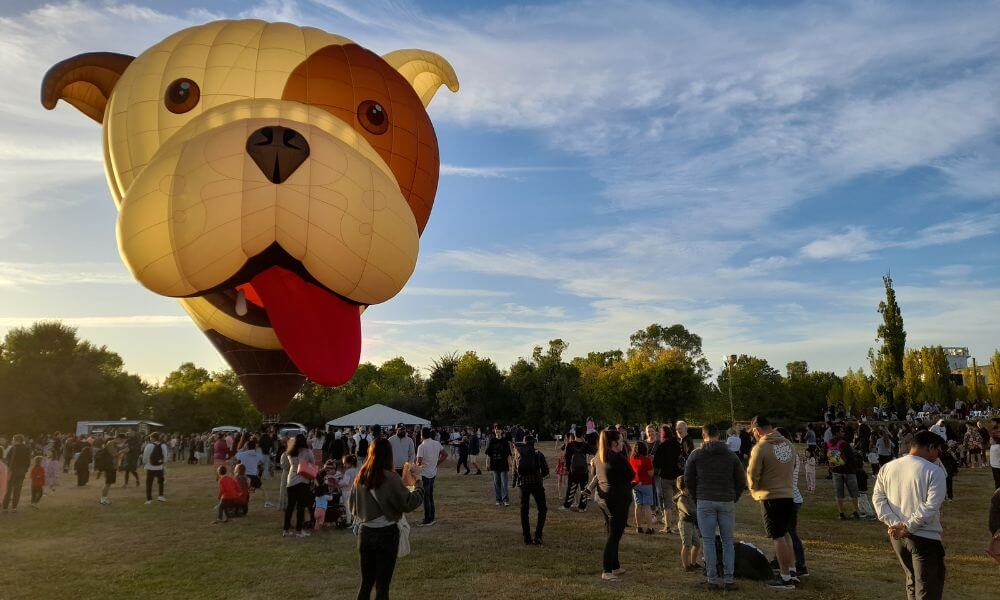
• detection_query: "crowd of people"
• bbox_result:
[3,410,999,599]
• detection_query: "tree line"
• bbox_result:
[2,307,998,436]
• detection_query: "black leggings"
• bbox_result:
[603,499,629,573]
[284,483,311,532]
[145,470,164,500]
[358,524,400,600]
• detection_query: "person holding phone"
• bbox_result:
[352,437,424,600]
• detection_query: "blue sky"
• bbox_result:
[0,0,997,382]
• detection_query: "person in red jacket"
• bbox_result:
[29,457,46,508]
[214,465,241,524]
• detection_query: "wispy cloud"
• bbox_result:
[440,164,569,178]
[401,286,512,298]
[0,262,132,287]
[799,213,1000,261]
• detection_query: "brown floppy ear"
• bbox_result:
[41,52,134,124]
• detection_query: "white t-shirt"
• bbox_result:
[726,435,741,453]
[417,439,443,479]
[990,443,1000,469]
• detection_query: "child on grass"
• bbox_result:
[29,457,45,509]
[233,463,250,516]
[804,446,817,493]
[555,448,567,498]
[674,475,702,571]
[44,454,59,493]
[340,454,358,525]
[214,465,241,524]
[313,482,332,531]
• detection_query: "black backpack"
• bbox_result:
[569,446,589,476]
[95,448,113,471]
[712,539,772,580]
[149,443,164,466]
[518,448,548,479]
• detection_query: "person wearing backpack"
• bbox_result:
[562,433,589,511]
[142,432,170,505]
[95,439,118,506]
[515,435,549,545]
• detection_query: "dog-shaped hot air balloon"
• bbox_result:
[41,20,458,415]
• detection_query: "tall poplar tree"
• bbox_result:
[869,274,906,407]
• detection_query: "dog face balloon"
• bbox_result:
[41,20,458,414]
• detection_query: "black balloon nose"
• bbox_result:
[245,126,310,184]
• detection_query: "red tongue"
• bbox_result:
[249,266,361,387]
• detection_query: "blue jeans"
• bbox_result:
[492,470,509,503]
[422,476,436,523]
[697,500,736,584]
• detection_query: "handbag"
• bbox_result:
[296,457,318,481]
[370,489,411,558]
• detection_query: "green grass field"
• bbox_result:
[1,446,996,599]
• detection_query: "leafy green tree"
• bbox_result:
[786,361,809,379]
[426,353,459,422]
[715,355,786,421]
[436,352,512,426]
[917,346,955,407]
[573,351,626,423]
[629,323,711,379]
[149,363,261,432]
[869,274,906,407]
[784,369,840,422]
[507,340,582,435]
[0,321,146,435]
[989,351,1000,407]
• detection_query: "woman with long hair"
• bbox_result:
[593,429,634,581]
[282,433,314,538]
[351,437,424,600]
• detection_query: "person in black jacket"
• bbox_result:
[75,441,93,487]
[515,436,549,545]
[2,434,31,511]
[562,434,589,510]
[595,429,635,581]
[486,424,513,506]
[653,425,681,533]
[684,424,746,591]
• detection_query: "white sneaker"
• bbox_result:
[612,568,626,576]
[157,496,166,502]
[296,531,311,538]
[601,572,619,581]
[145,500,153,505]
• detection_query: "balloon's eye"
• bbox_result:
[164,78,200,114]
[357,100,389,135]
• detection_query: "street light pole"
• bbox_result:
[723,354,736,424]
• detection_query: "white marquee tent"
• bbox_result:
[325,404,431,429]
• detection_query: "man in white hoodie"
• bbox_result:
[872,430,947,600]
